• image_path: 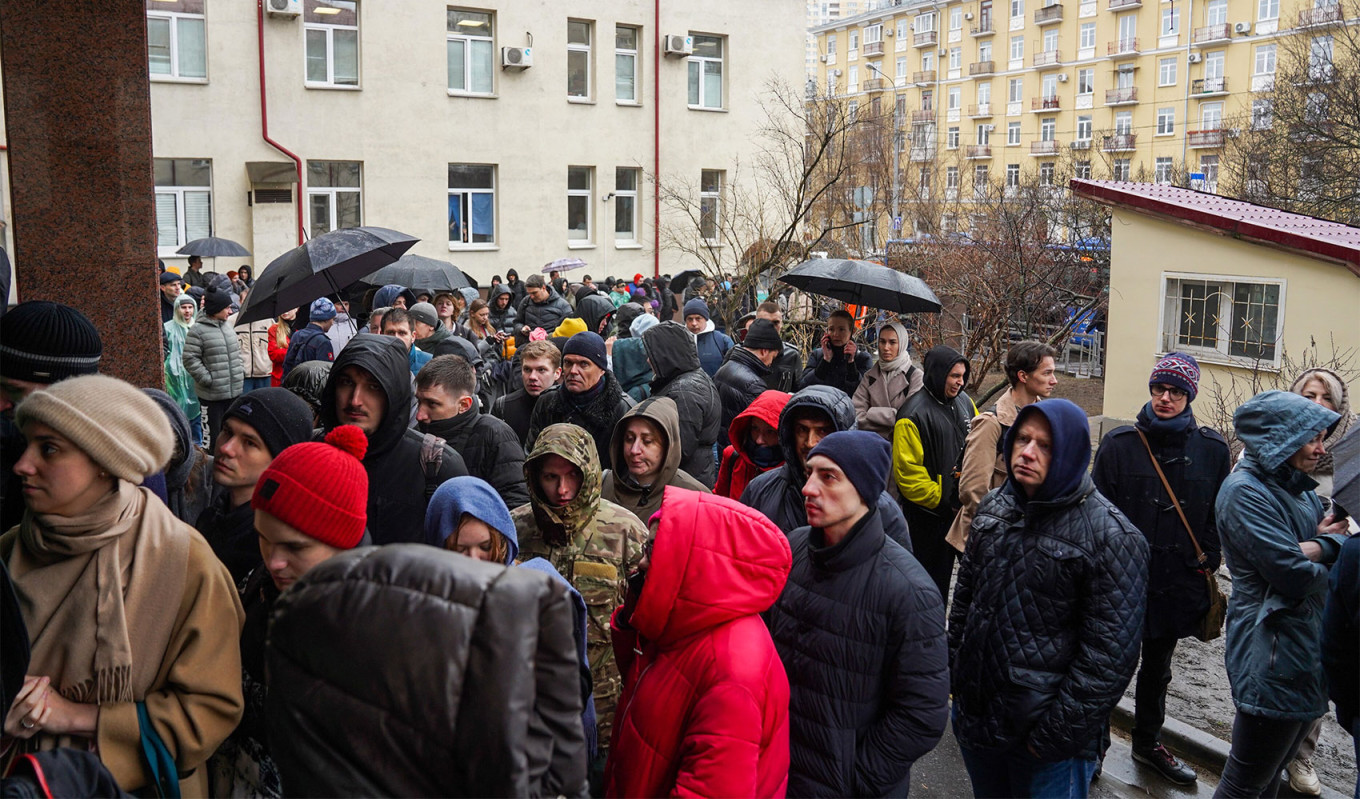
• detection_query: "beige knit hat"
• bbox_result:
[16,375,173,482]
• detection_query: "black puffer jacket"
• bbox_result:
[526,371,635,467]
[576,293,615,338]
[493,387,538,446]
[800,344,873,396]
[714,347,771,451]
[949,403,1149,762]
[518,288,573,336]
[488,284,519,336]
[766,508,948,797]
[740,386,913,553]
[642,322,721,488]
[420,408,529,509]
[1093,403,1230,640]
[266,545,588,797]
[767,344,803,393]
[320,334,466,545]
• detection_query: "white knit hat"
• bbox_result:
[16,375,173,482]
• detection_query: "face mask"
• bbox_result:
[744,439,783,468]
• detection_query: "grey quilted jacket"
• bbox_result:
[183,314,245,402]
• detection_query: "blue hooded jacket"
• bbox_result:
[424,476,520,565]
[373,284,418,311]
[1003,398,1091,503]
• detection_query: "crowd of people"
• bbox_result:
[0,262,1355,799]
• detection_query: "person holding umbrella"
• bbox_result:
[281,298,337,380]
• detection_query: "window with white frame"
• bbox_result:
[978,82,992,104]
[1154,156,1174,183]
[699,169,723,243]
[154,158,212,255]
[1077,114,1092,141]
[865,24,883,44]
[848,100,859,121]
[848,66,859,93]
[1075,160,1091,179]
[923,50,936,70]
[1038,162,1054,184]
[897,19,910,39]
[1040,117,1056,140]
[616,25,639,102]
[897,57,908,80]
[1077,68,1094,95]
[147,0,206,81]
[946,166,960,189]
[1159,57,1177,85]
[447,9,493,95]
[1206,0,1227,25]
[1008,121,1022,144]
[951,6,964,29]
[973,164,989,197]
[948,86,961,110]
[304,0,358,88]
[1200,154,1219,190]
[448,164,496,246]
[1042,28,1059,53]
[1010,35,1024,61]
[977,124,991,145]
[1162,275,1283,364]
[1252,98,1274,128]
[1009,77,1023,102]
[1308,35,1332,81]
[1006,163,1020,188]
[1115,110,1133,134]
[1161,5,1180,35]
[1205,49,1225,80]
[1258,0,1279,20]
[306,160,361,239]
[1254,43,1276,75]
[918,169,931,197]
[1041,73,1057,99]
[567,20,592,100]
[980,40,993,60]
[917,13,935,32]
[1113,158,1130,180]
[949,47,962,70]
[567,166,594,243]
[827,33,837,57]
[1157,107,1175,134]
[1201,101,1223,129]
[947,126,960,148]
[1079,22,1096,50]
[614,168,639,243]
[849,30,859,57]
[1010,0,1024,18]
[688,34,724,109]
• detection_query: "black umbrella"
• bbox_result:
[1331,426,1360,520]
[237,226,418,324]
[778,259,942,314]
[361,254,472,294]
[670,268,705,293]
[177,237,251,257]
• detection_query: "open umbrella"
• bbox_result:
[541,257,587,274]
[670,268,705,293]
[361,254,471,294]
[177,237,251,257]
[778,259,942,314]
[236,226,418,324]
[1332,427,1360,520]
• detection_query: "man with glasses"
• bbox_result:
[1092,352,1231,785]
[526,331,635,466]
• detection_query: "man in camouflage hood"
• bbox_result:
[512,423,648,767]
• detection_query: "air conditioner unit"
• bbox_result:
[1187,52,1202,62]
[663,34,693,57]
[983,123,996,130]
[1057,72,1069,82]
[265,0,301,17]
[833,68,844,76]
[820,54,829,62]
[965,11,975,19]
[501,46,533,69]
[1233,21,1251,33]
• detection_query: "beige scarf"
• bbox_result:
[3,481,188,707]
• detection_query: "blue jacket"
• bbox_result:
[408,345,433,377]
[281,323,334,380]
[694,323,734,378]
[1218,390,1345,721]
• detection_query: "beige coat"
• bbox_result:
[233,317,273,380]
[852,362,924,439]
[946,390,1026,552]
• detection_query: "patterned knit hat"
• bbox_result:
[1149,352,1201,401]
[0,301,103,384]
[252,425,369,549]
[16,375,172,481]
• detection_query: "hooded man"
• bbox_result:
[716,390,791,501]
[641,321,722,488]
[714,319,783,452]
[281,297,337,380]
[683,298,733,378]
[601,397,711,524]
[517,274,572,340]
[575,285,616,338]
[950,400,1149,797]
[1092,352,1231,786]
[741,385,913,553]
[488,283,519,337]
[415,355,529,509]
[801,309,872,396]
[512,423,649,760]
[765,431,949,797]
[371,283,417,312]
[319,334,467,545]
[526,331,635,467]
[892,345,977,600]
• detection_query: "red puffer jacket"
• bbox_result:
[604,487,792,799]
[715,390,791,501]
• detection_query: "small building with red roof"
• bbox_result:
[1069,179,1360,421]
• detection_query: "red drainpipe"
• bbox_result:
[652,0,661,277]
[257,0,305,245]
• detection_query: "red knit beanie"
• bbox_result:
[252,425,369,549]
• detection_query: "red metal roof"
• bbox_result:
[1069,179,1360,274]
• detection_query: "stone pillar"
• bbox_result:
[1,0,160,387]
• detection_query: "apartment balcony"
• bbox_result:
[1030,140,1060,155]
[1102,133,1137,151]
[1070,139,1092,150]
[1191,76,1228,95]
[1033,50,1063,67]
[1299,5,1342,26]
[971,21,996,36]
[1187,129,1225,148]
[965,145,993,159]
[1035,3,1065,24]
[1031,95,1062,111]
[968,102,994,117]
[911,109,937,123]
[1105,86,1139,105]
[1109,0,1141,8]
[1192,23,1231,44]
[914,30,939,47]
[863,78,887,91]
[969,60,995,75]
[1107,37,1140,54]
[863,40,886,56]
[914,69,937,84]
[909,146,937,162]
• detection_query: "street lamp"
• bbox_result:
[862,61,901,239]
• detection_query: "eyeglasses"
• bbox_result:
[1149,383,1187,400]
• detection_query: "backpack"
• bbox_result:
[420,433,446,500]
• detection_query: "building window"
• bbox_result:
[865,23,884,44]
[1113,158,1131,180]
[1161,5,1180,34]
[1154,156,1174,183]
[1010,35,1024,61]
[1159,57,1177,86]
[827,33,837,57]
[448,164,495,246]
[946,166,960,189]
[949,47,962,70]
[1007,121,1022,144]
[973,164,989,198]
[1206,0,1227,25]
[977,124,991,145]
[154,158,212,255]
[923,50,936,70]
[147,0,206,81]
[567,167,594,243]
[1040,117,1056,140]
[1079,22,1096,50]
[897,19,910,40]
[848,66,859,93]
[1009,78,1023,102]
[1157,107,1175,135]
[978,82,992,104]
[951,6,964,29]
[1162,275,1283,364]
[1254,43,1276,75]
[447,8,493,95]
[947,126,961,148]
[896,57,908,80]
[306,161,361,239]
[614,168,639,243]
[304,0,359,88]
[1075,160,1091,179]
[688,34,724,109]
[699,169,723,243]
[1042,28,1059,52]
[567,20,592,100]
[1038,162,1054,185]
[615,25,639,102]
[1201,101,1223,129]
[1200,154,1219,191]
[849,30,860,57]
[1010,0,1024,18]
[1309,35,1333,81]
[1252,98,1274,129]
[1077,68,1094,95]
[1115,110,1133,135]
[1077,114,1092,141]
[948,87,961,110]
[1258,0,1279,20]
[1005,163,1020,188]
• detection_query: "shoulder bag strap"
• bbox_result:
[1137,429,1206,565]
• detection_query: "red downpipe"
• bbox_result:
[652,0,661,277]
[257,0,305,245]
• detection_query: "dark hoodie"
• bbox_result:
[488,284,519,336]
[576,292,616,338]
[642,322,722,488]
[320,334,467,544]
[740,386,913,553]
[601,396,711,524]
[372,284,418,311]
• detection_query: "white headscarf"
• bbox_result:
[876,321,913,375]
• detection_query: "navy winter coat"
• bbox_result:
[281,323,334,380]
[695,325,734,378]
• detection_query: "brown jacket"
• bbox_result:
[946,390,1027,552]
[852,362,924,439]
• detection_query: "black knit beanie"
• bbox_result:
[808,430,892,507]
[0,301,103,384]
[203,289,232,316]
[224,388,317,458]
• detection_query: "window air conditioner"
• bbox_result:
[501,47,533,69]
[965,11,975,19]
[266,0,301,17]
[663,35,694,57]
[1057,72,1069,81]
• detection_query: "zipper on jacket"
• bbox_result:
[1268,633,1277,671]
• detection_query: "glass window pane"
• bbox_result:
[177,17,206,78]
[568,196,589,239]
[616,25,636,50]
[616,168,637,191]
[615,196,635,239]
[147,18,172,75]
[568,50,588,97]
[306,29,328,82]
[701,170,721,192]
[184,190,212,241]
[305,0,356,25]
[333,29,359,85]
[447,9,491,35]
[568,167,590,190]
[307,161,329,186]
[700,197,718,239]
[449,164,493,188]
[470,39,493,92]
[309,193,331,238]
[449,194,467,243]
[176,158,211,186]
[336,192,361,229]
[693,35,721,57]
[616,53,635,100]
[448,39,466,90]
[688,61,700,105]
[568,21,590,45]
[470,193,494,242]
[704,61,722,107]
[155,193,179,247]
